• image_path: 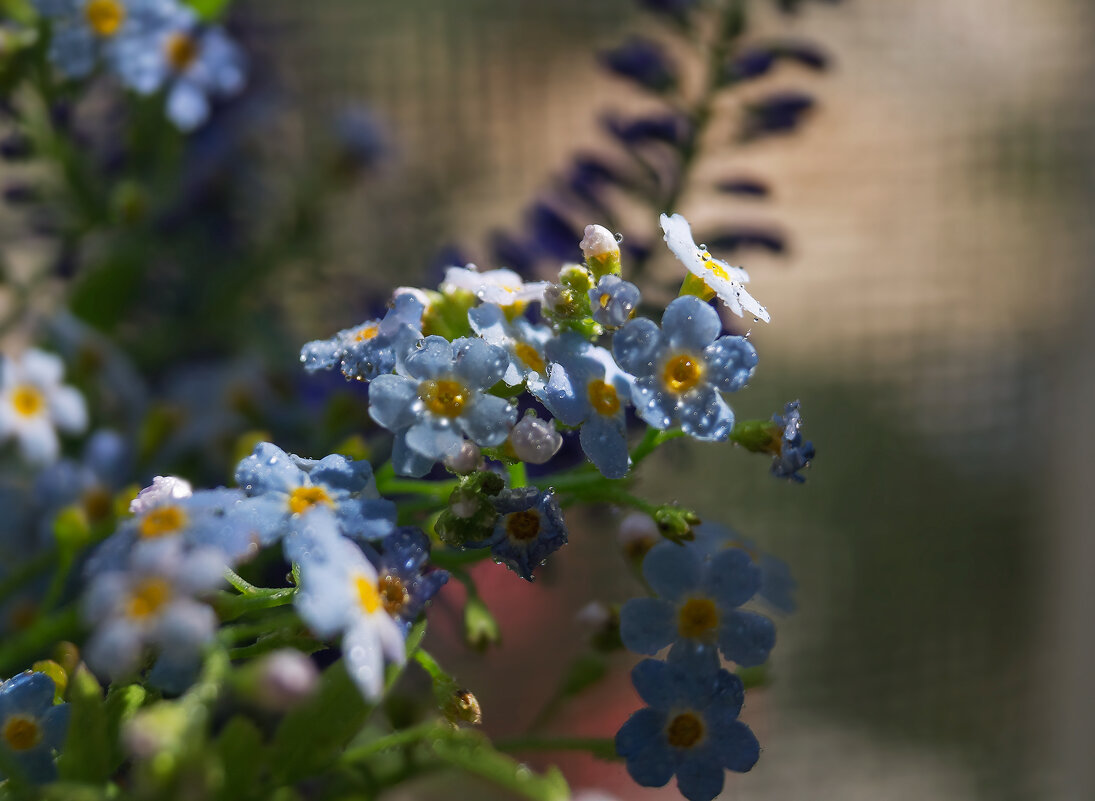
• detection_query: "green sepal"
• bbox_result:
[737,662,770,690]
[729,418,781,454]
[421,289,474,340]
[559,265,594,293]
[653,505,701,543]
[57,666,111,782]
[434,471,503,547]
[678,271,715,300]
[463,595,501,651]
[184,0,231,20]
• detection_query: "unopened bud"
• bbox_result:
[580,224,622,277]
[444,688,482,726]
[508,412,562,465]
[444,440,482,475]
[252,649,319,711]
[617,511,658,560]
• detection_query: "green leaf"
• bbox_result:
[269,660,371,783]
[428,729,570,801]
[214,716,266,801]
[57,667,110,782]
[184,0,230,20]
[103,683,147,770]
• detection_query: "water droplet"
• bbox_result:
[614,231,624,243]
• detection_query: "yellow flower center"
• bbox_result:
[10,385,44,418]
[287,485,334,515]
[662,354,703,394]
[127,577,171,619]
[677,597,719,638]
[587,379,620,416]
[599,293,612,309]
[164,32,199,72]
[505,510,541,542]
[84,0,126,37]
[378,573,409,616]
[354,573,381,615]
[513,342,545,374]
[352,323,379,343]
[138,505,187,539]
[665,711,705,749]
[2,715,41,751]
[419,379,469,418]
[709,263,730,281]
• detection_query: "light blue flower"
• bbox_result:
[533,333,633,478]
[467,487,567,581]
[467,303,553,387]
[612,296,756,442]
[692,523,796,614]
[0,348,88,466]
[300,293,424,382]
[294,536,406,700]
[620,539,775,667]
[368,336,516,476]
[82,537,225,682]
[616,648,759,801]
[369,527,448,634]
[588,274,640,328]
[234,442,396,561]
[112,4,245,130]
[33,0,164,80]
[0,672,69,784]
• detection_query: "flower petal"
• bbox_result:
[620,597,676,655]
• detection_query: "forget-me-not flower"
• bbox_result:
[615,648,759,801]
[692,523,797,615]
[613,296,756,442]
[0,672,70,784]
[368,336,516,477]
[300,293,424,382]
[468,302,553,386]
[770,400,814,482]
[33,0,158,79]
[370,527,449,634]
[533,333,633,478]
[442,266,549,312]
[468,487,567,581]
[33,428,129,533]
[294,536,406,700]
[620,539,775,667]
[588,274,640,329]
[0,348,88,466]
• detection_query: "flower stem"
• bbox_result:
[494,735,619,760]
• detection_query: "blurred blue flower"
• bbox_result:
[770,400,814,482]
[692,523,796,614]
[0,672,69,784]
[371,527,449,633]
[612,296,757,441]
[620,539,775,666]
[34,0,160,80]
[533,334,633,479]
[33,428,130,533]
[300,293,424,381]
[368,336,516,476]
[0,348,87,466]
[604,112,691,147]
[468,487,567,581]
[743,91,815,139]
[599,37,677,92]
[616,649,759,801]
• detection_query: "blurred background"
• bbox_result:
[9,0,1095,798]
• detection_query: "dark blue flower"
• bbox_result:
[620,539,775,666]
[373,527,449,633]
[743,91,815,139]
[604,112,691,147]
[470,487,567,581]
[527,203,583,262]
[599,38,677,92]
[616,648,759,801]
[692,523,797,614]
[715,177,770,198]
[770,400,814,482]
[0,672,69,783]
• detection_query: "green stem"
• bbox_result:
[342,721,442,763]
[214,586,297,621]
[217,608,302,645]
[630,428,686,466]
[494,735,618,760]
[506,461,528,489]
[557,485,658,516]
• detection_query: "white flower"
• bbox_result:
[660,213,770,323]
[295,538,406,700]
[129,475,193,515]
[442,266,549,307]
[0,349,88,465]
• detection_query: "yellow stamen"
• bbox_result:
[352,323,379,343]
[2,715,41,751]
[505,510,541,542]
[662,354,703,394]
[599,293,612,309]
[354,574,381,615]
[287,486,334,515]
[513,342,545,374]
[84,0,125,37]
[138,505,187,539]
[665,711,705,749]
[127,577,171,619]
[709,263,729,281]
[419,379,469,418]
[677,597,718,638]
[587,379,620,416]
[10,385,44,418]
[164,32,198,71]
[378,574,409,616]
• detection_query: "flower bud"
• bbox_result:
[508,412,562,465]
[443,440,482,475]
[580,224,621,277]
[251,649,319,711]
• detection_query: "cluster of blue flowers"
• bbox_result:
[31,0,246,130]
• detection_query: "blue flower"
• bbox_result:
[367,336,517,477]
[371,527,449,634]
[770,400,814,483]
[300,293,424,382]
[599,37,677,92]
[294,536,406,700]
[620,540,775,667]
[468,487,567,581]
[588,274,640,329]
[112,4,246,130]
[33,0,160,80]
[33,428,130,533]
[612,296,757,442]
[532,333,633,479]
[234,442,396,560]
[692,523,796,614]
[467,303,553,387]
[616,649,759,801]
[0,672,69,784]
